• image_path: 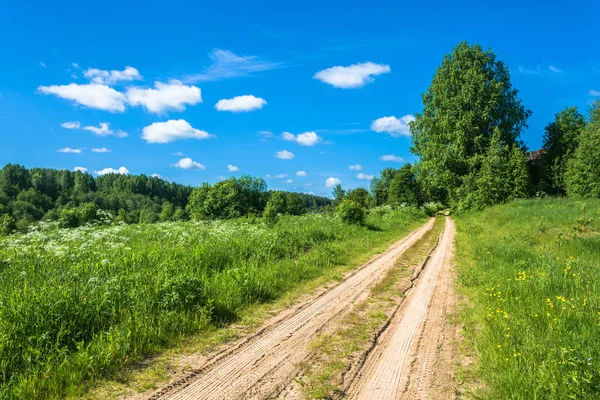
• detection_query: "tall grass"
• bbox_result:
[0,207,426,399]
[455,198,600,399]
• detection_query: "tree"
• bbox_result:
[541,107,586,195]
[285,193,306,215]
[370,168,397,206]
[346,188,371,208]
[159,202,175,222]
[387,164,419,206]
[336,199,365,225]
[565,101,600,198]
[268,191,286,214]
[332,184,345,205]
[411,41,531,208]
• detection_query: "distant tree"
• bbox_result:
[541,107,586,195]
[332,184,345,205]
[285,193,306,215]
[346,188,371,208]
[139,208,159,223]
[387,164,419,206]
[336,199,365,225]
[411,42,531,208]
[268,191,286,214]
[160,202,175,222]
[370,168,399,206]
[565,101,600,198]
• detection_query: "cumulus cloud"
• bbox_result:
[84,66,142,84]
[357,173,374,180]
[61,121,81,129]
[325,177,341,187]
[371,114,415,137]
[215,95,266,112]
[92,147,111,153]
[276,150,295,160]
[313,62,391,88]
[142,119,214,144]
[126,80,202,114]
[57,147,82,153]
[282,131,322,146]
[185,48,283,83]
[380,154,404,162]
[348,164,363,171]
[73,166,87,172]
[228,164,239,172]
[174,157,205,170]
[38,83,127,112]
[590,89,600,96]
[296,171,307,176]
[95,166,129,176]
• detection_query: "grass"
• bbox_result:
[297,216,445,399]
[0,207,427,399]
[454,198,600,399]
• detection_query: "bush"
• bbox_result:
[0,214,16,236]
[336,200,365,225]
[262,201,279,226]
[58,208,79,228]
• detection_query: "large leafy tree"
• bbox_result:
[370,168,396,205]
[411,42,531,207]
[387,164,419,206]
[541,106,586,195]
[565,101,600,198]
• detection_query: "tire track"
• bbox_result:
[149,219,435,400]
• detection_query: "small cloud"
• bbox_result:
[71,62,79,69]
[276,150,295,160]
[305,182,313,186]
[174,157,205,170]
[37,83,127,112]
[285,179,293,183]
[126,80,202,114]
[92,147,111,153]
[348,164,363,171]
[61,121,81,129]
[142,119,214,144]
[589,89,600,96]
[371,114,415,137]
[84,122,112,136]
[259,130,273,137]
[548,65,562,73]
[282,131,322,146]
[84,66,142,84]
[39,62,46,68]
[57,147,82,153]
[228,164,239,172]
[380,154,404,162]
[151,173,161,178]
[357,173,374,180]
[217,175,227,181]
[325,177,341,187]
[73,166,87,172]
[215,95,266,112]
[172,151,185,156]
[95,166,129,176]
[296,171,307,176]
[313,62,391,89]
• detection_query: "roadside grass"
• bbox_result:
[0,207,427,399]
[297,216,445,399]
[454,198,600,399]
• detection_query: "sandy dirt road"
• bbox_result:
[346,217,456,400]
[148,219,435,400]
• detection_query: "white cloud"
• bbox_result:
[184,48,282,83]
[548,65,563,73]
[71,63,79,69]
[259,130,273,137]
[217,175,227,181]
[142,119,214,144]
[172,151,185,156]
[84,66,142,84]
[174,157,205,170]
[84,122,112,136]
[39,62,46,68]
[380,154,404,162]
[265,173,287,179]
[348,164,363,171]
[313,62,391,89]
[73,166,87,172]
[151,173,161,178]
[126,80,201,114]
[92,147,111,153]
[57,147,82,153]
[61,121,81,129]
[215,95,266,112]
[371,114,415,137]
[228,164,239,172]
[282,131,322,146]
[95,166,129,176]
[590,89,600,96]
[37,83,127,112]
[357,173,374,180]
[285,179,293,183]
[276,150,295,160]
[296,171,307,176]
[326,177,341,187]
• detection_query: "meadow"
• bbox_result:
[455,198,600,399]
[0,206,427,399]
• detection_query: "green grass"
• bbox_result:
[455,198,600,399]
[0,207,426,399]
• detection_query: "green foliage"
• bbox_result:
[268,191,286,214]
[345,188,371,208]
[370,168,398,206]
[411,41,531,207]
[0,214,16,236]
[387,164,419,206]
[332,184,345,205]
[262,201,279,226]
[336,199,365,225]
[565,101,600,198]
[455,199,600,398]
[285,192,306,215]
[58,208,79,228]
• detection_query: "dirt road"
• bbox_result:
[346,217,456,399]
[148,219,436,400]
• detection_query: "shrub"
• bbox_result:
[0,214,16,236]
[262,201,279,226]
[336,200,365,225]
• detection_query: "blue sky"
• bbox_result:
[1,0,599,196]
